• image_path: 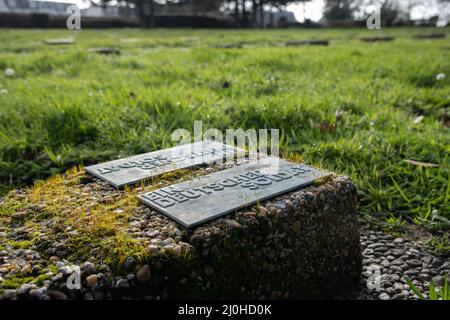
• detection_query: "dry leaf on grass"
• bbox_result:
[319,121,335,133]
[441,116,450,129]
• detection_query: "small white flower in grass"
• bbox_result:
[5,68,15,77]
[0,89,8,95]
[436,73,445,81]
[413,115,424,124]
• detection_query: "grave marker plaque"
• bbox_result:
[85,141,243,187]
[44,38,75,45]
[138,157,330,228]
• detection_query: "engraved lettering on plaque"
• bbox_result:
[138,157,330,228]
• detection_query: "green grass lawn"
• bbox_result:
[0,27,449,237]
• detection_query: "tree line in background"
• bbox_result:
[325,0,449,26]
[97,0,450,28]
[97,0,314,28]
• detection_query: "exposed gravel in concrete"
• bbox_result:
[2,219,447,300]
[338,224,449,300]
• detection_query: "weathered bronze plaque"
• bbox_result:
[138,157,330,228]
[85,141,243,187]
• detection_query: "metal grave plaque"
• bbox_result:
[85,141,244,187]
[138,157,330,228]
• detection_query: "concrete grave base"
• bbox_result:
[0,164,361,300]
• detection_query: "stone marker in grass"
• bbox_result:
[88,47,121,55]
[285,39,329,46]
[85,141,244,187]
[361,36,395,42]
[44,38,75,45]
[413,33,446,39]
[215,43,244,49]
